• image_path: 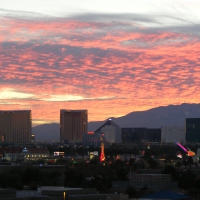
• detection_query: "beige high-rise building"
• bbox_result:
[60,109,88,144]
[0,110,32,144]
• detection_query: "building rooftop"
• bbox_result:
[94,119,120,133]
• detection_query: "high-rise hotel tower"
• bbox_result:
[60,109,88,144]
[0,110,32,144]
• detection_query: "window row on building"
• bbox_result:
[0,147,50,161]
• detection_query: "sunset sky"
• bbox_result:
[0,0,200,126]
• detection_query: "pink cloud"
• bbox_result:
[0,16,200,123]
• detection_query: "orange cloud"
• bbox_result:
[0,14,200,125]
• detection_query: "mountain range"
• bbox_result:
[32,103,200,141]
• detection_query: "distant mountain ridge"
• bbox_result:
[32,103,200,141]
[32,123,60,141]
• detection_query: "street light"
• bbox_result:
[63,191,66,200]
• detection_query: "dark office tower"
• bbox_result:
[60,109,88,144]
[186,118,200,143]
[0,110,32,144]
[121,128,147,143]
[146,128,161,142]
[121,127,161,143]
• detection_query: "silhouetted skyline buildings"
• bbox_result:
[0,108,200,145]
[60,109,88,144]
[0,110,32,143]
[186,118,200,142]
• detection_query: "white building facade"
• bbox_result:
[161,126,185,144]
[101,124,121,143]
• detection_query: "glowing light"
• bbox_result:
[100,137,105,162]
[176,142,196,156]
[42,95,115,102]
[0,89,34,99]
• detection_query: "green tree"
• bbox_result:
[176,161,182,168]
[178,169,195,190]
[162,165,179,181]
[194,178,200,190]
[129,158,135,167]
[22,167,44,186]
[115,167,128,181]
[64,168,84,187]
[126,185,137,198]
[187,156,194,166]
[147,157,159,169]
[89,158,99,165]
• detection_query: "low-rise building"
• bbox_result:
[161,126,185,144]
[0,147,50,161]
[113,173,178,191]
[16,186,129,200]
[121,127,161,143]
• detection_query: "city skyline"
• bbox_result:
[0,0,200,126]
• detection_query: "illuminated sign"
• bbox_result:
[89,152,94,160]
[54,152,65,156]
[88,132,94,134]
[100,142,105,162]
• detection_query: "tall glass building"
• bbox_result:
[186,118,200,143]
[60,109,88,144]
[0,110,32,144]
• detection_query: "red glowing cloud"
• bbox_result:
[0,12,200,125]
